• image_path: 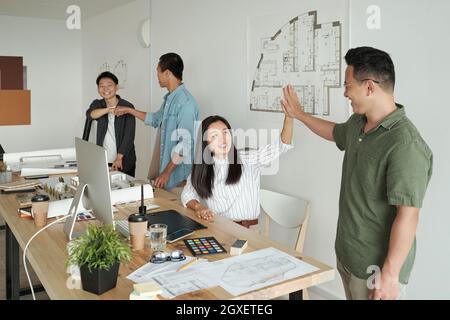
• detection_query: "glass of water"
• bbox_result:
[149,224,167,252]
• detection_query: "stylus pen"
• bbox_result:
[177,258,198,272]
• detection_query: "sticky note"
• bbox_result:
[133,281,162,296]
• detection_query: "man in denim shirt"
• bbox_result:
[115,53,199,191]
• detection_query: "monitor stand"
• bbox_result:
[63,182,88,240]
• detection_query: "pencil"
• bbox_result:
[177,258,198,272]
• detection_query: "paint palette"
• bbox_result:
[76,211,95,221]
[184,237,227,256]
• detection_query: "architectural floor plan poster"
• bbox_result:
[248,1,349,119]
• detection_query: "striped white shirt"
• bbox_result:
[181,138,293,221]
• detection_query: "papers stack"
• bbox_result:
[0,180,40,193]
[17,207,33,220]
[127,257,212,298]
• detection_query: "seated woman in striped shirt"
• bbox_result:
[181,112,293,228]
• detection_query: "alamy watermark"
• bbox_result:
[66,264,82,290]
[367,5,381,30]
[66,5,81,30]
[167,122,285,176]
[366,265,381,290]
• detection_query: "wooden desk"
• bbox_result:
[1,188,334,300]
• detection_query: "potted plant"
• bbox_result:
[66,224,132,295]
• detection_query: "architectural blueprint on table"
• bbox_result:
[200,247,319,296]
[150,248,318,297]
[138,247,318,298]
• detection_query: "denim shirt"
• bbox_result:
[144,84,199,190]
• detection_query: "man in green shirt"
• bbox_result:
[281,47,432,300]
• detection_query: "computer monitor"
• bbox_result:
[64,138,114,240]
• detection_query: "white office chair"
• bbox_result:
[259,188,311,299]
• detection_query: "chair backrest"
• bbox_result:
[259,188,310,253]
[82,117,92,141]
[0,144,5,161]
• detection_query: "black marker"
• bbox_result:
[138,184,146,214]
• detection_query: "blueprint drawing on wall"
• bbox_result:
[249,10,344,116]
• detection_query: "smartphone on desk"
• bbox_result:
[167,228,194,243]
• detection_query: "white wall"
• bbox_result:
[82,0,151,178]
[350,0,450,300]
[0,15,82,152]
[150,0,450,299]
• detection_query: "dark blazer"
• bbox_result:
[86,95,136,175]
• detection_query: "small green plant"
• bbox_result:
[67,224,132,271]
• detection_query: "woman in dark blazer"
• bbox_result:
[86,72,136,176]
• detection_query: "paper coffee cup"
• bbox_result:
[128,213,148,251]
[31,195,50,228]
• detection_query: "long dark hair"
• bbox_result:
[191,115,242,199]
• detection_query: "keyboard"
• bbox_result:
[145,204,161,211]
[114,203,161,211]
[114,219,150,238]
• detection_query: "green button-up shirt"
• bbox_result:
[333,104,433,284]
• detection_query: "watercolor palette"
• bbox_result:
[184,237,227,256]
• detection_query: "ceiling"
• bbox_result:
[0,0,137,20]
